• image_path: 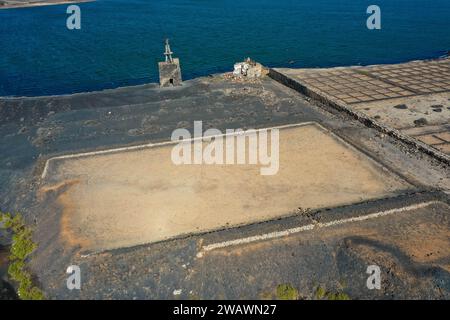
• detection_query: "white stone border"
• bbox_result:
[196,201,440,257]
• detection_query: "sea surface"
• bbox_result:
[0,0,449,97]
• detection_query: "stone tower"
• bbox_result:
[158,39,182,87]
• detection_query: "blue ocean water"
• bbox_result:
[0,0,449,97]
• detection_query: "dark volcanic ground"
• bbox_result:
[0,244,17,300]
[0,75,449,299]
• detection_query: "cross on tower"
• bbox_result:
[164,39,174,63]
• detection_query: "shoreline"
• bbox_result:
[0,56,448,100]
[0,0,94,10]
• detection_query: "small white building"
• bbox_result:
[233,58,263,78]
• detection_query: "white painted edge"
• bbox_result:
[196,201,439,257]
[40,121,318,179]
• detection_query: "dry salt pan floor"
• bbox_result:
[40,123,409,252]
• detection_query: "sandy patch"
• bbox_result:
[352,92,450,129]
[40,123,410,252]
